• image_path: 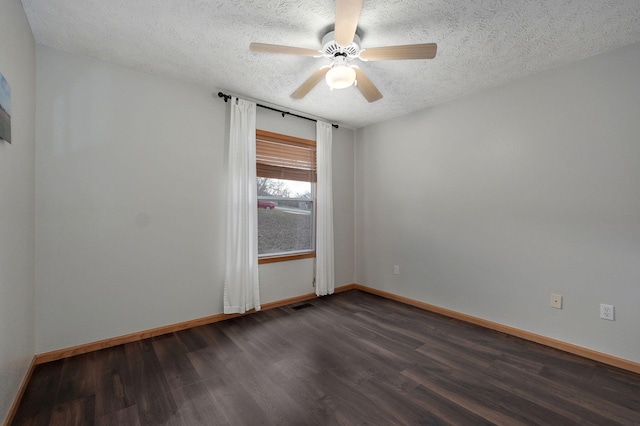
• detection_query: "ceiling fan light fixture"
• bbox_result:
[250,1,435,102]
[325,63,356,90]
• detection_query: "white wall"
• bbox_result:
[0,0,36,421]
[355,43,640,363]
[35,45,355,353]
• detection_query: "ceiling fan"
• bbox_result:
[249,0,437,103]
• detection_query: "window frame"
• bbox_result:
[256,129,317,264]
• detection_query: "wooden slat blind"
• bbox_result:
[256,130,316,182]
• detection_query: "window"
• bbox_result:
[256,129,316,263]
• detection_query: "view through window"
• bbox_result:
[256,130,316,259]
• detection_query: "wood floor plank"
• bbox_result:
[11,360,62,425]
[408,384,494,425]
[351,373,444,424]
[229,371,309,426]
[10,409,52,426]
[94,344,135,418]
[11,290,640,425]
[534,365,640,424]
[486,359,623,425]
[151,333,202,390]
[402,366,532,425]
[186,346,237,383]
[55,351,98,403]
[265,366,343,425]
[203,376,272,425]
[123,340,183,425]
[171,382,229,426]
[174,327,210,353]
[591,364,640,409]
[95,405,141,426]
[48,395,95,426]
[311,368,405,425]
[190,323,242,362]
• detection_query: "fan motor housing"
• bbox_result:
[321,30,361,58]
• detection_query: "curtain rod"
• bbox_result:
[217,92,339,129]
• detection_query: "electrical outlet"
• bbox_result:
[600,304,615,321]
[550,294,562,309]
[393,265,400,275]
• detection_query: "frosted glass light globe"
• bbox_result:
[326,65,356,90]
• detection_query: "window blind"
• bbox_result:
[256,130,317,182]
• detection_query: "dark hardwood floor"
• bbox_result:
[12,290,640,425]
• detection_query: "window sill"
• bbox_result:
[258,252,316,264]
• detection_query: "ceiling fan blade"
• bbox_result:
[360,43,437,61]
[250,42,321,57]
[353,67,383,102]
[291,67,330,99]
[335,0,363,46]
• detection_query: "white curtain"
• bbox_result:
[223,97,260,314]
[315,121,334,296]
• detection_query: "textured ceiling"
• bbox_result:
[21,0,640,128]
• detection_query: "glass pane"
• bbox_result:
[257,178,314,256]
[257,177,311,199]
